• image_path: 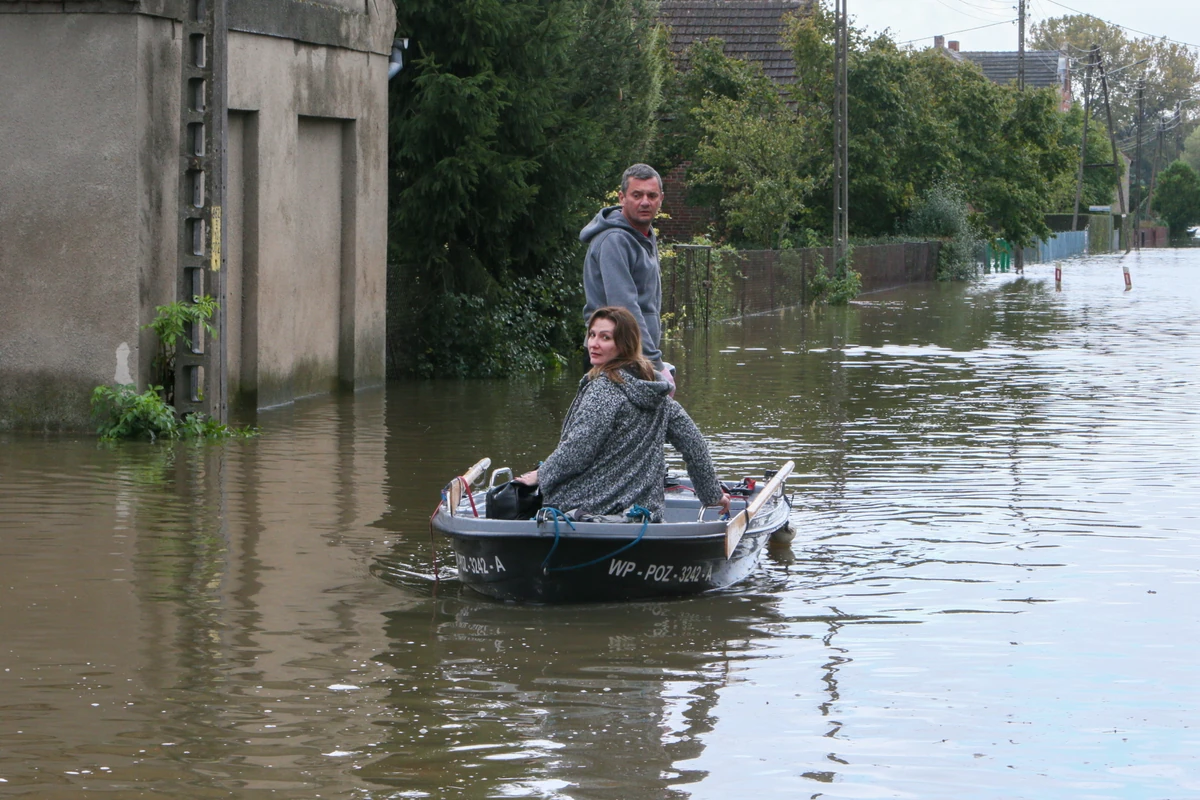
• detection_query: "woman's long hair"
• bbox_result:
[586,306,655,383]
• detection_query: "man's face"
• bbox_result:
[618,177,663,233]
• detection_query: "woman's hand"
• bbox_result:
[515,469,539,486]
[718,492,731,517]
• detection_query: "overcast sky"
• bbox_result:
[844,0,1200,52]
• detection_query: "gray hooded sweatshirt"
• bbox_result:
[580,207,664,368]
[538,370,723,521]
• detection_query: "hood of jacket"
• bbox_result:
[579,369,670,411]
[618,373,672,410]
[579,207,655,252]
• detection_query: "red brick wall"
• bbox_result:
[1135,225,1169,247]
[657,163,711,242]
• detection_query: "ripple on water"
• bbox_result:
[2,252,1199,798]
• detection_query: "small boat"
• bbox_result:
[432,458,795,603]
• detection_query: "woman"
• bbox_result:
[517,306,730,521]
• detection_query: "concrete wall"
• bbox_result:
[0,0,395,430]
[0,12,180,430]
[225,28,390,410]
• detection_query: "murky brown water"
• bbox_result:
[3,249,1199,799]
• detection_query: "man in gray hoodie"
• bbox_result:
[580,164,670,379]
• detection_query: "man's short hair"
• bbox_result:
[620,163,663,194]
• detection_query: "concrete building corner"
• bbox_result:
[0,0,396,430]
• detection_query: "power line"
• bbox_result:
[954,0,1017,13]
[1038,0,1200,52]
[937,0,1015,20]
[897,17,1018,46]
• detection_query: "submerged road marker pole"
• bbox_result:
[1054,261,1062,291]
[1123,264,1132,291]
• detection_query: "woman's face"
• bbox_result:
[587,318,620,367]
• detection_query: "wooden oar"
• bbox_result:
[725,460,793,558]
[446,457,491,516]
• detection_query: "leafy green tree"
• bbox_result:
[1182,126,1200,175]
[689,94,820,248]
[650,2,1082,258]
[1030,15,1200,138]
[651,36,825,248]
[388,0,665,376]
[784,5,1071,249]
[652,37,781,173]
[784,5,926,236]
[1152,161,1200,237]
[973,86,1074,249]
[1046,106,1121,212]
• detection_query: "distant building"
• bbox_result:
[654,0,811,240]
[657,0,811,86]
[933,36,1072,111]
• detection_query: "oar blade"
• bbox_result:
[723,460,794,560]
[725,511,749,558]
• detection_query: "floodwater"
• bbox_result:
[2,248,1198,799]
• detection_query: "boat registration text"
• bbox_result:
[609,559,712,583]
[457,554,506,574]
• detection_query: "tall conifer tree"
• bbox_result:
[387,0,664,376]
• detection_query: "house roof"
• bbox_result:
[656,0,810,85]
[958,50,1066,90]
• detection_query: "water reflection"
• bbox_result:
[363,593,791,798]
[1,250,1198,798]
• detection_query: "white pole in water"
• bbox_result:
[1123,263,1132,291]
[1055,261,1062,291]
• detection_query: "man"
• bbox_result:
[580,164,674,387]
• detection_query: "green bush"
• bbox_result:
[388,253,584,378]
[90,385,258,442]
[904,182,982,281]
[806,251,861,306]
[91,385,178,441]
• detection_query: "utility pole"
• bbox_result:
[839,0,848,254]
[1148,118,1164,222]
[1095,50,1128,249]
[831,0,849,268]
[1133,79,1144,248]
[1071,46,1096,231]
[1175,102,1184,160]
[1017,0,1026,92]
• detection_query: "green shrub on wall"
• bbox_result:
[90,297,258,442]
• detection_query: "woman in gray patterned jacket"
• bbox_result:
[517,306,730,522]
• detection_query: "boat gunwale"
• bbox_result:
[433,496,789,542]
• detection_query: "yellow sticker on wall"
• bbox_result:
[210,205,222,271]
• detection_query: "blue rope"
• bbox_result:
[537,507,576,570]
[543,505,652,573]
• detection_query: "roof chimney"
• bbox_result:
[948,40,960,52]
[934,35,945,49]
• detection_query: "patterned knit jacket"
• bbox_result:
[538,370,724,521]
